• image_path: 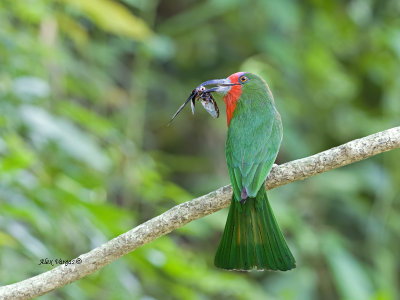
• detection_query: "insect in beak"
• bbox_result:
[195,86,219,118]
[168,78,238,124]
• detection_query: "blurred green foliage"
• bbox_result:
[1,0,400,299]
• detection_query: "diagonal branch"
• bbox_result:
[1,126,399,300]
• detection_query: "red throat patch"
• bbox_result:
[223,72,244,126]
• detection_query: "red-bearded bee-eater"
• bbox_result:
[199,72,296,271]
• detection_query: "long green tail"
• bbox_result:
[214,187,296,271]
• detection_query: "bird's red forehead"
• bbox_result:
[228,72,245,84]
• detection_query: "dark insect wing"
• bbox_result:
[168,88,197,125]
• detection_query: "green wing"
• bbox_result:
[225,99,282,200]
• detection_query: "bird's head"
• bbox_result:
[169,72,271,126]
[199,72,262,94]
[199,72,270,126]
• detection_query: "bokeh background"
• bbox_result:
[1,0,400,299]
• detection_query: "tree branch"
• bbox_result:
[1,126,399,300]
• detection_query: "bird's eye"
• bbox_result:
[239,75,248,83]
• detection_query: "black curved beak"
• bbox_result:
[196,78,237,94]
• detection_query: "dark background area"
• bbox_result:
[0,0,399,299]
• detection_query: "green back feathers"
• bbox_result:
[225,73,282,200]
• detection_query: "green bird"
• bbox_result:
[198,72,296,271]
